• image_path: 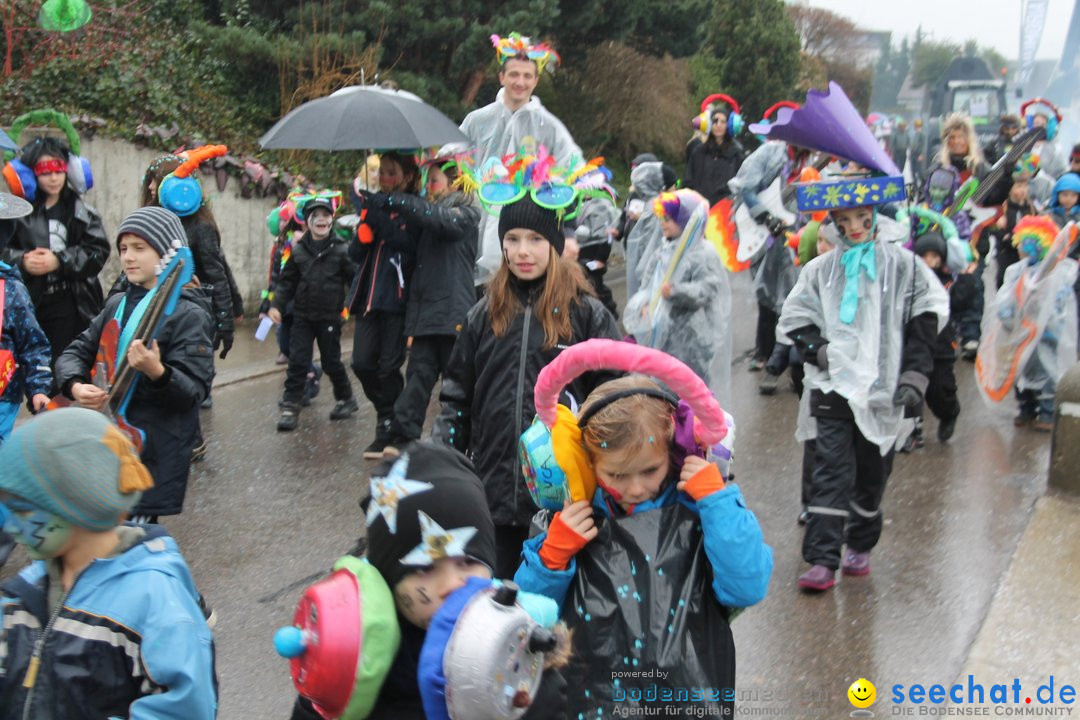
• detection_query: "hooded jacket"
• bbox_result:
[684,137,746,206]
[181,215,236,340]
[458,90,583,281]
[432,276,622,527]
[274,230,358,320]
[383,191,479,337]
[346,194,415,316]
[2,194,108,325]
[54,286,214,516]
[0,262,52,408]
[0,524,217,719]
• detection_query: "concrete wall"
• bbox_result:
[58,137,279,314]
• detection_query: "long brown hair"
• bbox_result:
[487,246,594,348]
[140,154,219,230]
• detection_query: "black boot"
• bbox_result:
[277,403,301,432]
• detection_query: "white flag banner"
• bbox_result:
[1018,0,1050,87]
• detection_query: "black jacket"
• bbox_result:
[55,286,214,516]
[347,193,416,316]
[387,191,479,337]
[181,216,236,337]
[432,276,622,527]
[684,138,746,206]
[2,194,108,325]
[273,231,357,321]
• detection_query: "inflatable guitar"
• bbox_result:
[732,154,832,263]
[48,244,193,452]
[966,126,1045,252]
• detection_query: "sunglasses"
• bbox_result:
[479,182,582,217]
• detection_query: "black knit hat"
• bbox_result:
[365,442,496,588]
[116,206,188,256]
[914,230,947,260]
[498,196,565,255]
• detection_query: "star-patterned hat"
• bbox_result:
[364,442,496,588]
[795,175,906,213]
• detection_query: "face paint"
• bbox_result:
[1,500,73,560]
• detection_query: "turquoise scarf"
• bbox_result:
[838,241,876,324]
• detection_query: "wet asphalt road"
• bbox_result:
[5,270,1052,718]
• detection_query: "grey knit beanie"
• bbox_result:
[116,206,188,257]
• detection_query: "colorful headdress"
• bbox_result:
[1012,215,1059,262]
[1013,153,1040,180]
[418,151,476,197]
[491,32,560,75]
[293,189,343,221]
[474,146,615,221]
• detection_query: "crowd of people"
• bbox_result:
[0,29,1076,720]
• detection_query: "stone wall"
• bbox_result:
[20,136,281,314]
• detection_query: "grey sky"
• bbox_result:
[800,0,1073,60]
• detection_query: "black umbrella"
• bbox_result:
[259,86,470,151]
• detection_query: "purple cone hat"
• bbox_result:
[748,82,901,177]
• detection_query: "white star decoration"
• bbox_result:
[400,512,478,566]
[365,453,434,533]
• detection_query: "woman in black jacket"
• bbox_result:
[684,106,747,207]
[141,155,238,361]
[55,207,214,522]
[431,195,622,579]
[381,159,480,449]
[3,136,109,367]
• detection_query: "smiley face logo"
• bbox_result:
[848,678,876,709]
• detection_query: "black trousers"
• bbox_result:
[36,290,85,367]
[925,358,960,421]
[495,524,530,580]
[284,316,352,405]
[390,335,457,441]
[351,311,406,423]
[755,302,779,362]
[803,416,893,569]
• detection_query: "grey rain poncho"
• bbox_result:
[458,89,582,281]
[778,235,949,454]
[978,254,1078,404]
[623,190,733,405]
[623,162,667,296]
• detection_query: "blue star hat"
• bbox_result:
[795,175,906,213]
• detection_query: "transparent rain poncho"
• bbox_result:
[778,235,949,454]
[623,194,733,405]
[457,90,583,281]
[977,252,1078,405]
[623,162,666,296]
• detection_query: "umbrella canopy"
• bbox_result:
[259,86,470,152]
[0,128,18,153]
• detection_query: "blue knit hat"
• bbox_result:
[0,408,154,531]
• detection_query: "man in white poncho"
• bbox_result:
[777,174,948,592]
[458,32,582,284]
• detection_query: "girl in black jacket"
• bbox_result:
[348,152,419,458]
[432,195,622,579]
[3,136,109,367]
[55,207,214,522]
[383,159,480,448]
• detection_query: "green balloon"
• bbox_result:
[38,0,92,32]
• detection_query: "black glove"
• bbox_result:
[803,343,828,369]
[893,384,922,412]
[214,330,234,360]
[755,212,785,236]
[522,668,568,720]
